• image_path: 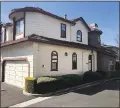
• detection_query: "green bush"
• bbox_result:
[96,71,107,78]
[36,74,82,94]
[25,77,36,93]
[83,71,103,83]
[110,71,120,78]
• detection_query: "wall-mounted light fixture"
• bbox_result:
[65,52,68,56]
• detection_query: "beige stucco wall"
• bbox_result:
[1,41,97,79]
[33,42,97,78]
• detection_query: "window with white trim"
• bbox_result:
[76,30,82,42]
[51,51,58,71]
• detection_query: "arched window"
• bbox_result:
[51,51,58,71]
[76,30,82,42]
[72,52,77,69]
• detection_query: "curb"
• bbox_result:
[23,77,120,97]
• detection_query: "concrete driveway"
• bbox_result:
[1,82,37,107]
[27,80,119,107]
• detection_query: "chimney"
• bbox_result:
[89,23,98,31]
[64,14,67,19]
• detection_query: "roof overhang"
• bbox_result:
[72,17,91,31]
[1,34,116,58]
[9,7,75,25]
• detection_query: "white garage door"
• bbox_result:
[5,61,28,88]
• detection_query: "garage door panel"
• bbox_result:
[5,61,28,88]
[9,67,15,71]
[16,76,23,81]
[9,71,16,75]
[9,75,15,79]
[5,74,9,78]
[23,72,28,77]
[16,72,23,77]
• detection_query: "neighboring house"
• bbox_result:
[0,7,116,88]
[103,45,119,62]
[88,24,117,72]
[102,45,119,70]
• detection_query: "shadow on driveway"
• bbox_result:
[53,79,119,96]
[74,80,119,96]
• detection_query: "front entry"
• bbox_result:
[89,55,92,71]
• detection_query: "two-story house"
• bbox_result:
[0,7,116,88]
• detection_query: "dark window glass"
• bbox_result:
[72,52,77,69]
[51,51,58,71]
[16,19,24,35]
[61,23,66,38]
[76,30,82,42]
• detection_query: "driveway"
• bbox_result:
[27,80,119,107]
[1,82,37,107]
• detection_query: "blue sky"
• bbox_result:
[1,2,119,46]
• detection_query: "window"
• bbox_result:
[72,52,77,69]
[15,18,24,35]
[51,51,58,71]
[61,23,66,38]
[109,60,114,71]
[76,30,82,42]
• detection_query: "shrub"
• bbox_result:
[25,77,36,93]
[110,71,120,78]
[83,71,103,83]
[36,74,82,94]
[96,71,107,78]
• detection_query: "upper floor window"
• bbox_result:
[16,18,24,35]
[72,52,77,69]
[51,51,58,71]
[61,23,66,38]
[76,30,82,42]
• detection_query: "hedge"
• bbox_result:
[35,74,82,94]
[25,77,36,93]
[110,71,120,78]
[25,71,120,94]
[96,71,108,78]
[83,71,103,83]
